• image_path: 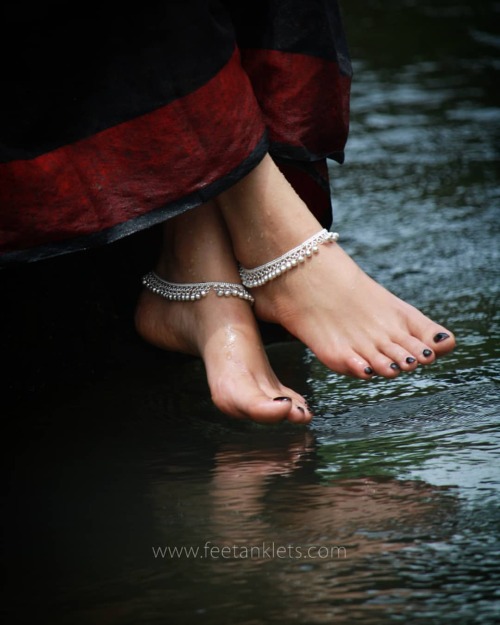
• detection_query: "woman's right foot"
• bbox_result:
[135,287,311,423]
[134,202,311,424]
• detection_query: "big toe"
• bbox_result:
[429,329,456,355]
[409,317,456,357]
[212,386,311,424]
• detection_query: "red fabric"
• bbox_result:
[241,49,350,157]
[0,48,265,254]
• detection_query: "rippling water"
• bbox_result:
[4,1,500,624]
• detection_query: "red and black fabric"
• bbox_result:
[0,1,352,266]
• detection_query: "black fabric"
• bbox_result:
[225,0,351,72]
[1,2,236,161]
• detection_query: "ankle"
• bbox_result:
[217,156,323,267]
[239,229,339,288]
[155,206,242,284]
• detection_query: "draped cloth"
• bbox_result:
[0,1,352,265]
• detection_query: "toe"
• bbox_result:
[273,395,313,424]
[211,386,291,423]
[240,395,294,423]
[419,346,436,365]
[275,389,313,424]
[395,333,438,365]
[212,382,314,424]
[314,344,375,379]
[344,350,379,379]
[366,349,403,378]
[406,312,456,357]
[379,340,419,372]
[430,328,456,355]
[287,402,313,424]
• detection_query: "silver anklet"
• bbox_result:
[142,271,255,304]
[239,228,339,288]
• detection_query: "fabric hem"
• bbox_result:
[269,142,346,164]
[0,132,270,267]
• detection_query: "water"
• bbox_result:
[3,1,500,624]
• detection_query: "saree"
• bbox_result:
[0,0,352,265]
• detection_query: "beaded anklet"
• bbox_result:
[239,229,339,289]
[142,271,254,304]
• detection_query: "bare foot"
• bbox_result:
[218,155,456,379]
[135,201,311,424]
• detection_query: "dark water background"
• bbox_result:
[3,1,500,624]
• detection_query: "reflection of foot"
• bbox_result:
[135,202,311,424]
[210,434,315,533]
[219,155,456,379]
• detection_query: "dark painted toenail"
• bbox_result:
[406,357,416,364]
[423,349,433,357]
[390,363,400,370]
[364,367,373,375]
[434,332,450,343]
[273,396,292,402]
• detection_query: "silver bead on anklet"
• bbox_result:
[239,228,339,288]
[142,271,255,304]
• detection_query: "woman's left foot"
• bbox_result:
[218,155,456,379]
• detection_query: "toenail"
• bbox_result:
[390,363,400,370]
[406,357,416,364]
[364,366,373,375]
[423,349,433,357]
[273,396,292,402]
[297,406,306,414]
[434,332,450,343]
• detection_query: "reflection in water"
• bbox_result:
[7,373,496,625]
[148,430,461,625]
[4,1,500,624]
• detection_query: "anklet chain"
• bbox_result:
[239,228,339,288]
[142,271,255,304]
